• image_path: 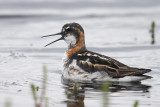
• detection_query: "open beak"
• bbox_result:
[42,32,63,47]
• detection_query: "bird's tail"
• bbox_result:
[116,67,151,78]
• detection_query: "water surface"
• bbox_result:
[0,0,160,107]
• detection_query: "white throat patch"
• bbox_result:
[64,34,76,46]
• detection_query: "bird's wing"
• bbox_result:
[75,51,151,78]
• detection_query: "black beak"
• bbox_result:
[42,32,63,47]
[41,32,61,38]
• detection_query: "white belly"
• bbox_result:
[62,55,110,82]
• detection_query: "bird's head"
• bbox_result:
[42,22,85,48]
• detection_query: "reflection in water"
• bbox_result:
[62,77,151,107]
[64,86,85,107]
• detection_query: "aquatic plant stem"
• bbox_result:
[30,65,48,107]
[102,81,109,107]
[150,21,155,44]
[133,100,139,107]
[39,66,47,107]
[4,99,11,107]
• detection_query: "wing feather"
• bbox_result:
[72,50,151,78]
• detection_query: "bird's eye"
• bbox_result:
[66,27,71,32]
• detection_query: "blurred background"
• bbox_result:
[0,0,160,48]
[0,0,160,107]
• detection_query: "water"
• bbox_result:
[0,0,160,107]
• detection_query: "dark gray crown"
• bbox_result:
[62,22,84,34]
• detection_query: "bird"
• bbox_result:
[42,22,151,82]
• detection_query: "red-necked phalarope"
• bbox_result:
[42,22,151,82]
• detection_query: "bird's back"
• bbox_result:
[62,50,151,81]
